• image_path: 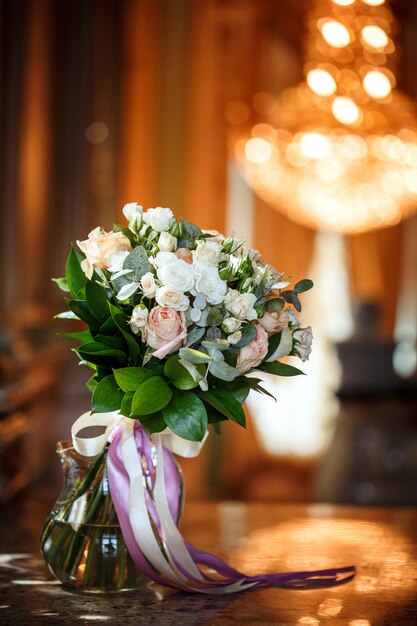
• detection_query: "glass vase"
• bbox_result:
[41,439,184,593]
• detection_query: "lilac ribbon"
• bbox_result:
[107,422,356,593]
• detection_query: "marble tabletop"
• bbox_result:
[1,485,417,625]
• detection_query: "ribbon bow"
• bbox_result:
[71,411,356,594]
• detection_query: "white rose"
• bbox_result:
[122,202,143,231]
[140,272,157,298]
[158,231,177,252]
[293,326,313,361]
[224,289,257,321]
[152,251,177,268]
[221,317,241,333]
[157,258,195,293]
[155,286,189,311]
[143,207,174,232]
[193,262,227,305]
[129,304,148,336]
[192,240,222,266]
[287,309,301,328]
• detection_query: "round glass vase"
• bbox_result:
[41,440,184,593]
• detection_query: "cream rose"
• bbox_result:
[202,229,225,244]
[192,240,222,266]
[143,207,174,232]
[158,231,177,252]
[193,262,227,305]
[224,289,257,321]
[145,306,187,359]
[236,323,269,373]
[155,286,189,311]
[293,326,313,362]
[140,272,157,298]
[129,304,148,337]
[157,257,195,293]
[77,230,132,271]
[259,310,289,334]
[221,317,241,334]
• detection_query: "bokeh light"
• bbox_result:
[307,69,337,96]
[363,70,392,99]
[244,138,273,164]
[361,25,389,49]
[332,97,361,124]
[320,20,351,48]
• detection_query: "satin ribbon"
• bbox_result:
[71,411,356,593]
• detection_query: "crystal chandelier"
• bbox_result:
[234,0,417,233]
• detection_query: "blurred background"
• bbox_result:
[1,0,417,507]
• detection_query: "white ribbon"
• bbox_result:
[71,410,208,459]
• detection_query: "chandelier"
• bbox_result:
[234,0,417,233]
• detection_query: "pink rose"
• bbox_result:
[77,230,132,270]
[236,323,269,373]
[145,306,187,359]
[174,248,193,264]
[258,310,289,334]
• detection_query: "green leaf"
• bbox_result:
[66,246,86,298]
[294,279,314,294]
[139,412,167,435]
[162,391,207,441]
[120,392,134,417]
[206,307,223,327]
[52,277,70,292]
[265,331,282,360]
[86,375,98,393]
[100,316,119,334]
[58,329,93,343]
[109,303,140,361]
[164,355,204,390]
[67,300,100,329]
[257,361,305,376]
[78,342,127,359]
[131,376,173,416]
[123,245,151,282]
[265,298,285,313]
[85,280,110,322]
[95,334,126,350]
[114,367,153,392]
[198,388,246,427]
[91,375,124,413]
[231,323,257,349]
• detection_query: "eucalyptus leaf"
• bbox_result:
[294,279,314,294]
[123,245,151,282]
[162,391,207,441]
[208,359,238,382]
[185,326,205,347]
[265,298,285,313]
[179,347,212,364]
[281,290,302,312]
[230,323,257,349]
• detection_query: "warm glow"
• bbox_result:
[244,137,273,164]
[363,70,392,99]
[362,0,385,5]
[332,97,361,124]
[299,133,332,159]
[332,0,355,5]
[361,25,389,48]
[320,20,351,48]
[307,69,336,96]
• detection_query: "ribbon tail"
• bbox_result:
[107,423,356,594]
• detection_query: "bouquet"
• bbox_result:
[47,203,354,594]
[56,203,313,440]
